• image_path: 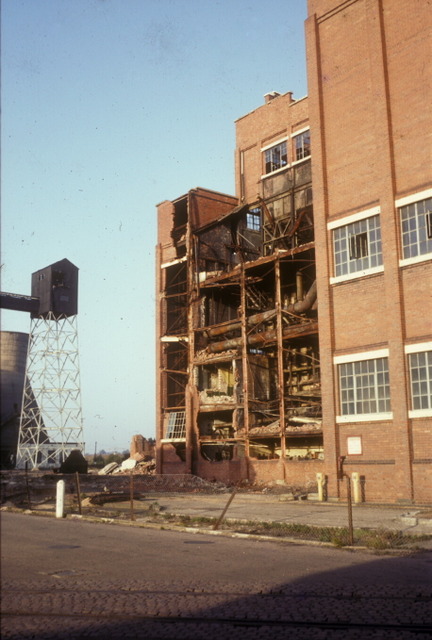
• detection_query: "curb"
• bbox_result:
[1,506,427,556]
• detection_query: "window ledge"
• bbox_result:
[330,265,384,285]
[409,409,432,419]
[336,412,393,424]
[261,165,289,180]
[290,155,311,167]
[261,154,311,180]
[161,438,186,443]
[399,253,432,268]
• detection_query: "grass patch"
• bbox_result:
[218,519,431,549]
[61,504,431,550]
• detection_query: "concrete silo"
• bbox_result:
[0,331,29,467]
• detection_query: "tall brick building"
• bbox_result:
[156,0,431,503]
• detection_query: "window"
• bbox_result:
[400,197,432,260]
[264,141,287,174]
[333,215,382,278]
[408,351,432,411]
[294,130,311,161]
[246,209,261,231]
[338,357,391,417]
[165,411,186,439]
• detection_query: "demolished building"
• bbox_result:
[156,93,323,487]
[156,0,432,504]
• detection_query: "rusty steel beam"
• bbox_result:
[275,258,286,460]
[205,309,276,338]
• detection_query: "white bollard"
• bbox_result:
[352,472,362,503]
[316,472,326,501]
[56,480,66,518]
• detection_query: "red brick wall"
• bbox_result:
[384,0,431,194]
[157,200,177,264]
[189,188,237,230]
[192,458,324,489]
[306,0,432,504]
[332,275,387,351]
[401,264,432,339]
[412,465,432,504]
[196,459,247,485]
[235,93,309,203]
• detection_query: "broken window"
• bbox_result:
[246,209,261,231]
[294,130,311,161]
[264,141,287,174]
[333,214,382,278]
[52,270,65,287]
[165,411,186,439]
[349,231,368,259]
[400,197,432,260]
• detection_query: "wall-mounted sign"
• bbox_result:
[347,436,362,455]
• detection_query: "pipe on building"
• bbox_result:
[296,271,304,301]
[285,280,317,314]
[208,319,318,353]
[205,309,276,338]
[205,281,317,339]
[207,281,317,353]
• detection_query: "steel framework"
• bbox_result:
[16,312,84,469]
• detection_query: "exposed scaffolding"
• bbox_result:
[16,312,84,469]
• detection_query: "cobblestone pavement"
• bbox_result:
[2,577,432,639]
[2,512,432,639]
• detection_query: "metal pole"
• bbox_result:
[346,476,354,545]
[130,473,135,521]
[75,472,82,515]
[213,489,237,530]
[25,462,31,510]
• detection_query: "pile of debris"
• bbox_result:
[98,435,155,476]
[98,457,156,476]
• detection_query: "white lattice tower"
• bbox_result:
[16,312,84,469]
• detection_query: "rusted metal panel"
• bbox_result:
[0,292,39,314]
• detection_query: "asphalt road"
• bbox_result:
[1,512,432,639]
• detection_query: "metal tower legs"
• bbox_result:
[16,313,85,470]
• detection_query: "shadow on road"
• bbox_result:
[4,549,432,639]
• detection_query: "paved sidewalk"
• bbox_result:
[143,492,432,538]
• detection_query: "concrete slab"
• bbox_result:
[147,493,432,536]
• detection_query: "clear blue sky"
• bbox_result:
[1,0,308,453]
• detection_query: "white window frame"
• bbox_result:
[334,349,393,423]
[293,128,311,162]
[329,206,384,284]
[405,342,432,418]
[162,411,186,441]
[398,189,432,267]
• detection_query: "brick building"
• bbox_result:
[155,0,431,503]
